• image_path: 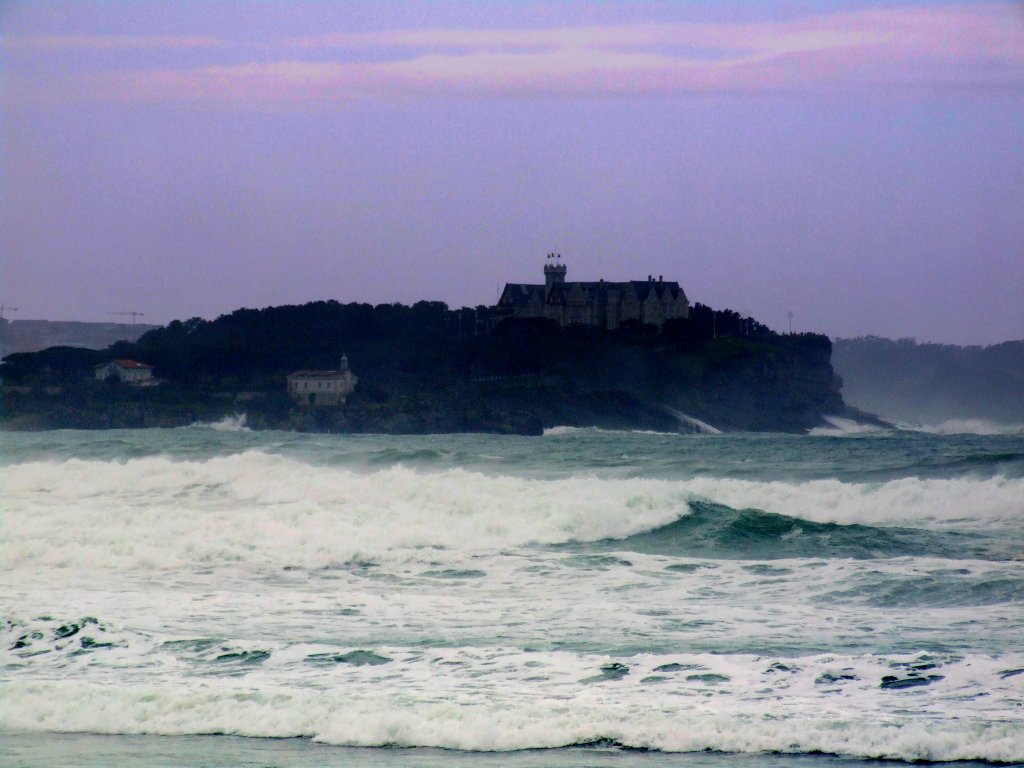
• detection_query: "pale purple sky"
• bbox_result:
[2,1,1022,344]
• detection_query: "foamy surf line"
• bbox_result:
[810,417,1024,437]
[3,679,1022,763]
[189,414,251,432]
[810,416,887,436]
[3,454,1023,571]
[543,426,679,436]
[914,420,1024,436]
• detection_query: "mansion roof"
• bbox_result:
[500,279,686,307]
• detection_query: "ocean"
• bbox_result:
[2,422,1023,767]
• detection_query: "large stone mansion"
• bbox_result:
[497,256,689,330]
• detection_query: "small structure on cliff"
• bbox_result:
[94,359,155,385]
[497,255,689,329]
[287,355,357,406]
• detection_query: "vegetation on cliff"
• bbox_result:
[1,301,845,433]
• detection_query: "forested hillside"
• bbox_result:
[2,301,847,434]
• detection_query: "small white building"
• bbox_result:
[94,359,155,385]
[287,355,357,406]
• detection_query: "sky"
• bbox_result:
[1,1,1022,344]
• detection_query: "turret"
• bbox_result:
[543,253,566,297]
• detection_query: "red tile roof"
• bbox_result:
[94,359,154,370]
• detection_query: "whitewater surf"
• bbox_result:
[2,427,1022,766]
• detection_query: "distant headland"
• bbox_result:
[1,261,878,434]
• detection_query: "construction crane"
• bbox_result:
[0,304,18,320]
[110,310,146,341]
[110,311,144,323]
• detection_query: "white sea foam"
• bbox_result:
[3,453,1022,572]
[543,425,587,436]
[682,474,1024,529]
[0,454,687,571]
[4,431,1022,764]
[6,552,1021,669]
[914,418,1024,436]
[542,426,677,436]
[191,414,250,431]
[810,416,886,436]
[4,646,1023,761]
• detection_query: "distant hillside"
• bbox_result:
[832,337,1024,427]
[0,319,160,356]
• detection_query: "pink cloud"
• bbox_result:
[76,51,796,104]
[15,4,1024,104]
[283,21,890,57]
[282,4,1023,62]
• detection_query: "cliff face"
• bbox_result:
[326,326,844,434]
[653,336,843,432]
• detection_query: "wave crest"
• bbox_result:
[190,414,250,431]
[4,676,1022,762]
[915,419,1024,436]
[3,453,1022,572]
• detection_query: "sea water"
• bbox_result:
[2,424,1023,767]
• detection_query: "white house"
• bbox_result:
[287,355,357,406]
[94,359,155,385]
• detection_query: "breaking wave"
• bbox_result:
[4,613,1023,763]
[601,501,1006,561]
[810,416,887,436]
[4,668,1022,762]
[191,414,250,432]
[914,419,1024,436]
[542,426,677,436]
[3,453,1023,571]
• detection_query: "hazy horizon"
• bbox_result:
[2,1,1022,345]
[2,312,1023,351]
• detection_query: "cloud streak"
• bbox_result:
[284,4,1024,63]
[2,34,221,51]
[9,4,1024,103]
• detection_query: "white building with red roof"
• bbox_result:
[94,359,155,385]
